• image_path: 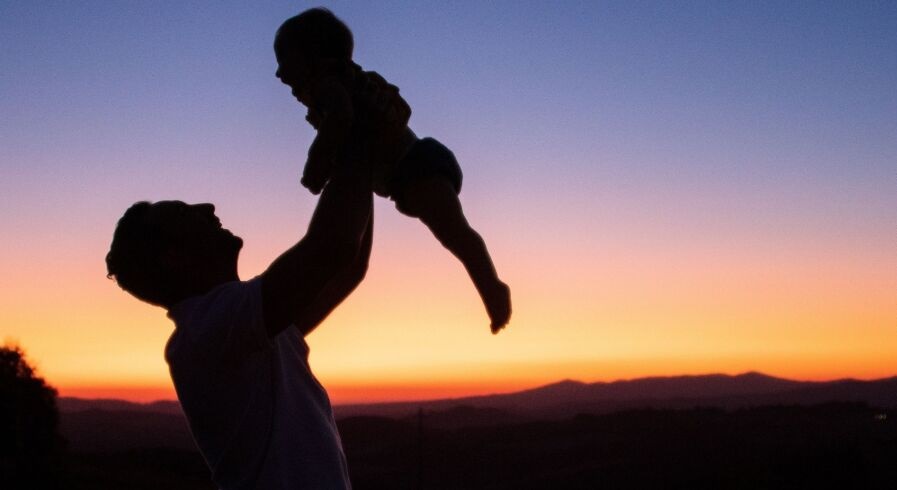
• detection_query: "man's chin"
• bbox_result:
[230,235,244,252]
[225,236,243,277]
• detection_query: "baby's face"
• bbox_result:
[275,48,315,106]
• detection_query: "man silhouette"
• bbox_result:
[106,81,406,489]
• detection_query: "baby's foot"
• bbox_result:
[484,281,511,334]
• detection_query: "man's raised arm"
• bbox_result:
[260,141,373,337]
[290,215,372,336]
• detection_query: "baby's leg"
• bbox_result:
[395,176,511,332]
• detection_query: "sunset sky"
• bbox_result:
[1,1,895,404]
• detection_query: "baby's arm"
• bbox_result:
[301,75,354,194]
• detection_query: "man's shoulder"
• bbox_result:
[165,277,269,362]
[169,278,260,320]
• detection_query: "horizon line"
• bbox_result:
[58,370,897,406]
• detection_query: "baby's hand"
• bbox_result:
[308,67,354,125]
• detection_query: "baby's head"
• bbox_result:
[274,8,353,103]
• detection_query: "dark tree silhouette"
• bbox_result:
[0,344,63,489]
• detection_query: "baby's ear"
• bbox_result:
[321,58,354,80]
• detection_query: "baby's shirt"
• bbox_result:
[305,63,416,197]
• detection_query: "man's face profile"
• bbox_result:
[147,201,243,265]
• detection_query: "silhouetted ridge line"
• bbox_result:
[58,397,183,415]
[58,373,897,423]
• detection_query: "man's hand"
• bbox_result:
[356,71,411,141]
[303,73,355,194]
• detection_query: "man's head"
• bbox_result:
[274,8,353,104]
[106,201,243,308]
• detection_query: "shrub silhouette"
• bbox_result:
[0,344,63,489]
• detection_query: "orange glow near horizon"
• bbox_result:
[57,359,897,406]
[6,201,897,406]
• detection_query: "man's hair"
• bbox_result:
[106,201,175,307]
[275,8,354,61]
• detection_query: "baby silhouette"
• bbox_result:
[274,8,511,332]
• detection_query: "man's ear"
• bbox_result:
[158,247,189,272]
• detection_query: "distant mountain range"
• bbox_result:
[56,372,897,486]
[60,397,183,415]
[59,371,897,424]
[333,372,897,423]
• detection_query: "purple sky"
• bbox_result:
[1,1,895,398]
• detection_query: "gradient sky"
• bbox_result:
[1,1,895,403]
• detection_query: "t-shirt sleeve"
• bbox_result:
[174,277,272,360]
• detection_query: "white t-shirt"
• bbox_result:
[165,277,351,490]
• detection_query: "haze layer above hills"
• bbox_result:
[60,372,897,423]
